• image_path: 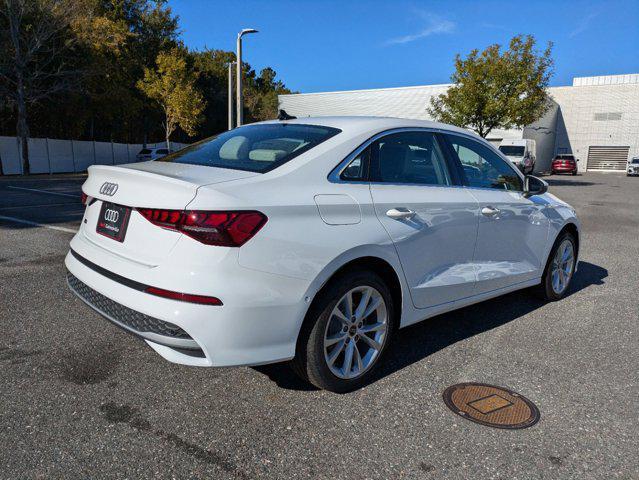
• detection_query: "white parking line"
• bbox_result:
[0,203,77,210]
[0,214,78,234]
[7,185,78,198]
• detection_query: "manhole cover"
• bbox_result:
[443,383,540,429]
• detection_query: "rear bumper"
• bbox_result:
[67,271,200,351]
[552,165,576,172]
[64,242,312,367]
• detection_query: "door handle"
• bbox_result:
[481,206,500,217]
[386,207,415,220]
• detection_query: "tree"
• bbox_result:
[137,49,205,149]
[0,1,294,151]
[0,0,82,174]
[190,49,294,133]
[429,35,554,138]
[246,66,294,121]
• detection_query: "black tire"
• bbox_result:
[292,269,395,393]
[571,170,577,176]
[536,231,577,301]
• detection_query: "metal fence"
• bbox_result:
[0,137,189,175]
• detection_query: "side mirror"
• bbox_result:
[524,175,548,198]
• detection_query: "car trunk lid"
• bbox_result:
[80,162,259,266]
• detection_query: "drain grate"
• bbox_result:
[443,383,540,429]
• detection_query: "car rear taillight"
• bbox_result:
[136,208,267,246]
[81,192,88,205]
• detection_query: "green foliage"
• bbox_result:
[0,0,293,148]
[246,66,294,121]
[137,49,205,145]
[429,35,554,138]
[190,48,294,133]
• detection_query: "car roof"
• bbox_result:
[258,116,478,139]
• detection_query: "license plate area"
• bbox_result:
[96,202,132,242]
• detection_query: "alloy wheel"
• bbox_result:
[323,286,388,379]
[550,239,575,295]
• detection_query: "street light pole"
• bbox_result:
[227,62,235,130]
[236,28,258,127]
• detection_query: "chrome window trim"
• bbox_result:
[328,126,526,192]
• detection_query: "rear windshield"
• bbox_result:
[158,123,341,173]
[556,155,574,160]
[499,146,525,157]
[632,158,639,164]
[139,149,152,154]
[156,149,168,154]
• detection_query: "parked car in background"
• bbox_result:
[66,117,580,392]
[498,138,536,174]
[551,154,579,175]
[136,147,172,161]
[627,156,639,176]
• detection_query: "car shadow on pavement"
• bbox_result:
[544,178,599,187]
[254,261,608,392]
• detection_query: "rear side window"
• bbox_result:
[445,134,523,191]
[370,131,452,186]
[158,124,341,173]
[340,147,370,181]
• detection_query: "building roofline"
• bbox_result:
[281,73,639,98]
[282,83,452,97]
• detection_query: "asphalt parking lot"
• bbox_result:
[1,172,637,479]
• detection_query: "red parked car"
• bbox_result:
[551,154,578,175]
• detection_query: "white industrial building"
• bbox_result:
[279,73,639,173]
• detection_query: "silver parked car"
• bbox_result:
[136,147,172,161]
[628,156,639,176]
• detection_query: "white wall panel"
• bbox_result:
[27,138,50,174]
[72,141,95,172]
[128,144,143,161]
[112,143,130,164]
[94,142,114,165]
[47,139,75,173]
[0,136,22,174]
[1,137,191,175]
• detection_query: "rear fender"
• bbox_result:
[297,244,411,333]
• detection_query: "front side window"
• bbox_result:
[158,124,341,173]
[445,134,523,191]
[370,131,452,186]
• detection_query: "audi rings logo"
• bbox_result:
[99,182,119,196]
[104,209,120,223]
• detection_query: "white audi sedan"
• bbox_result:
[66,117,580,392]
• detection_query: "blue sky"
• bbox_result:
[172,0,639,93]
